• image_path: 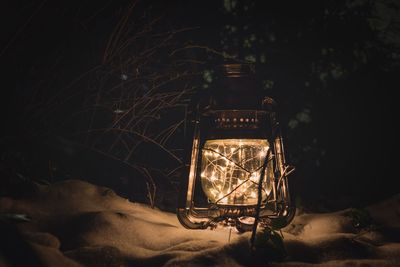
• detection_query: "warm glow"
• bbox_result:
[200,139,273,205]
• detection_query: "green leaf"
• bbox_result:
[270,231,285,253]
[271,217,288,230]
[0,213,31,223]
[254,227,287,261]
[345,208,375,229]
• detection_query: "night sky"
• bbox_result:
[1,0,399,210]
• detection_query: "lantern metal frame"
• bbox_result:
[177,64,295,231]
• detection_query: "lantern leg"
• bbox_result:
[177,118,213,229]
[271,117,295,228]
[177,208,211,229]
[270,205,296,228]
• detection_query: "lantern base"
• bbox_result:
[177,203,295,231]
[177,208,210,229]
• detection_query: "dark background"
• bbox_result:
[1,0,399,211]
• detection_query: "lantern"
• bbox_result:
[177,64,295,231]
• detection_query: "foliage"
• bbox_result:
[66,5,208,207]
[1,0,399,209]
[345,208,375,229]
[0,1,208,208]
[0,213,31,224]
[208,0,400,208]
[253,225,286,262]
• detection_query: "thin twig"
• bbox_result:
[250,149,271,250]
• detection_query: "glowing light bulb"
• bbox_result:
[250,173,259,182]
[217,193,228,204]
[210,189,218,196]
[237,182,247,193]
[259,147,270,157]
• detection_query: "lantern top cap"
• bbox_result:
[220,63,255,77]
